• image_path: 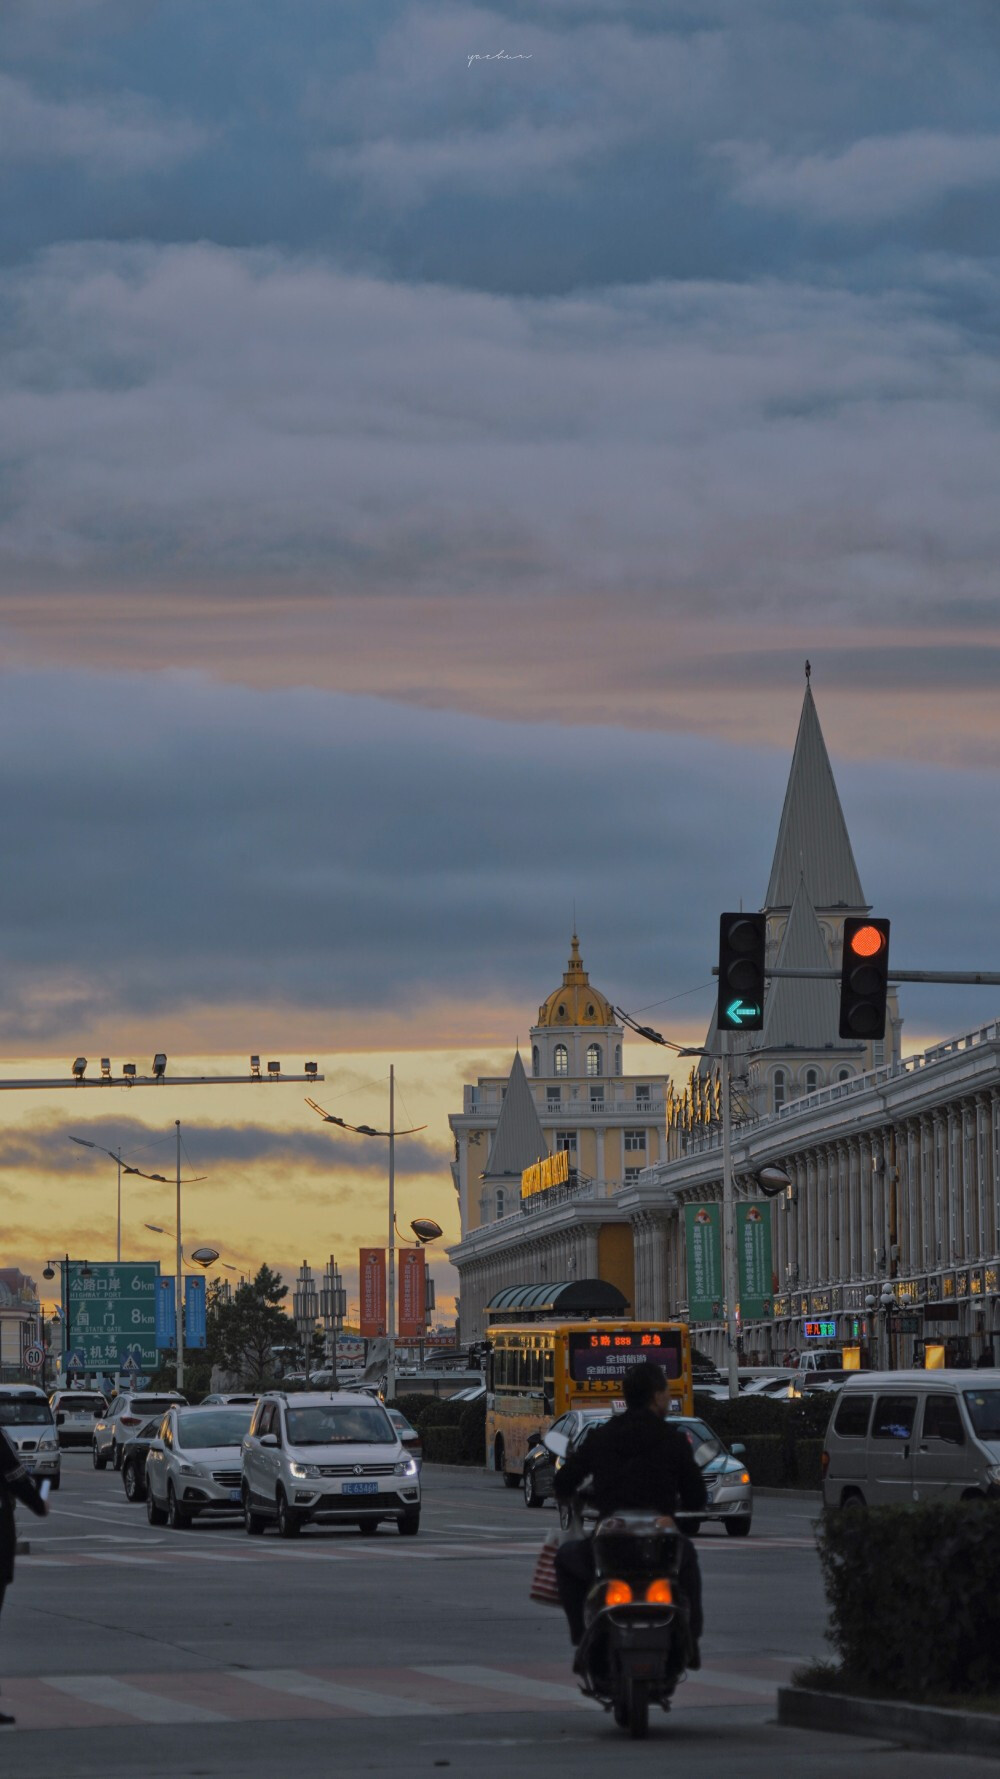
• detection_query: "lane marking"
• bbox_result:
[230,1668,444,1717]
[43,1675,229,1724]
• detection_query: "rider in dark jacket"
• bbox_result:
[1,1425,48,1724]
[554,1361,707,1666]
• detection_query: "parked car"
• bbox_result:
[242,1391,421,1537]
[0,1385,61,1489]
[49,1389,108,1447]
[200,1394,259,1406]
[119,1416,164,1502]
[93,1392,188,1470]
[822,1369,1000,1509]
[386,1408,422,1468]
[145,1404,256,1529]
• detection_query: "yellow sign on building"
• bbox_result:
[521,1148,570,1199]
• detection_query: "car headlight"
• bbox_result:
[986,1463,1000,1486]
[39,1437,59,1452]
[289,1462,322,1480]
[394,1458,419,1477]
[177,1463,205,1476]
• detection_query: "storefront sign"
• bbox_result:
[803,1319,837,1340]
[772,1296,790,1319]
[956,1270,969,1297]
[521,1148,570,1200]
[684,1204,723,1323]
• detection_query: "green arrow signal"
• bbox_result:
[726,998,761,1027]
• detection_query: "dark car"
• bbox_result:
[119,1416,165,1503]
[522,1408,615,1508]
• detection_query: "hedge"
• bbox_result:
[421,1425,465,1464]
[818,1500,1000,1698]
[693,1390,833,1489]
[737,1434,788,1489]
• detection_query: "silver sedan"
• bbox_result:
[145,1405,255,1530]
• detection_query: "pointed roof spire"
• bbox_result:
[483,1050,547,1180]
[761,876,852,1050]
[765,680,866,911]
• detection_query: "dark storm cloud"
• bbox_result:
[0,670,997,1049]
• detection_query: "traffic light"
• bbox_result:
[839,917,890,1040]
[718,912,766,1032]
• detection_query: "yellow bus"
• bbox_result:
[486,1321,694,1485]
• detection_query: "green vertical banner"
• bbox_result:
[737,1202,773,1320]
[684,1204,723,1323]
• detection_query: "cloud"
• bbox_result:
[0,74,209,175]
[0,1117,445,1178]
[720,132,1000,225]
[4,241,1000,636]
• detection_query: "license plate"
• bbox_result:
[342,1481,378,1495]
[229,1489,242,1504]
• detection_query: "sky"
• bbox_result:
[2,0,1000,1325]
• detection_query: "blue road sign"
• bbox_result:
[66,1349,86,1371]
[121,1345,142,1373]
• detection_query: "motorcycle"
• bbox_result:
[542,1431,688,1739]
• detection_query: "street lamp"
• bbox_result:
[865,1283,897,1370]
[41,1258,93,1382]
[68,1134,205,1261]
[306,1068,428,1400]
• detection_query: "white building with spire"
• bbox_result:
[450,676,1000,1365]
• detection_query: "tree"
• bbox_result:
[213,1265,292,1389]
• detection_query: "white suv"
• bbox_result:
[93,1391,187,1469]
[0,1385,61,1488]
[242,1392,420,1537]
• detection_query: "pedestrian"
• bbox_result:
[977,1343,995,1369]
[1,1426,48,1725]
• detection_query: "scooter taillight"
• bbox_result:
[645,1578,673,1605]
[604,1580,633,1607]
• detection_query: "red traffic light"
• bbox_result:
[849,924,887,960]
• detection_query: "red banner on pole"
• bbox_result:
[398,1250,426,1339]
[359,1248,386,1337]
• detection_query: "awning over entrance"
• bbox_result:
[486,1278,630,1323]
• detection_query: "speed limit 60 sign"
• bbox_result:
[23,1345,44,1369]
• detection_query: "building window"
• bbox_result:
[532,1046,540,1078]
[773,1069,786,1109]
[624,1131,646,1152]
[555,1131,577,1154]
[635,1084,651,1109]
[586,1044,602,1076]
[625,1166,642,1184]
[805,1068,819,1092]
[837,1068,852,1084]
[495,1189,506,1220]
[547,1086,561,1108]
[615,1046,622,1074]
[554,1044,568,1076]
[590,1085,604,1108]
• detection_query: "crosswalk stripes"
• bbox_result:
[0,1657,796,1733]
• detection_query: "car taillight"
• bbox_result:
[121,1415,140,1426]
[604,1580,633,1607]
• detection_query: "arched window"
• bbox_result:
[586,1044,602,1077]
[495,1189,506,1220]
[805,1067,819,1093]
[837,1068,851,1084]
[773,1068,786,1109]
[532,1046,540,1078]
[554,1044,568,1076]
[615,1045,622,1075]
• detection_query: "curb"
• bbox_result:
[778,1687,1000,1759]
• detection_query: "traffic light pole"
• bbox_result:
[720,1032,740,1402]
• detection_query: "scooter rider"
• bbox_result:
[553,1360,707,1669]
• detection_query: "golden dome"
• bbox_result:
[536,935,615,1028]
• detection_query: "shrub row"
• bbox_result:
[693,1390,832,1489]
[817,1500,1000,1698]
[734,1433,825,1490]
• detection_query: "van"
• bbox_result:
[822,1369,1000,1509]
